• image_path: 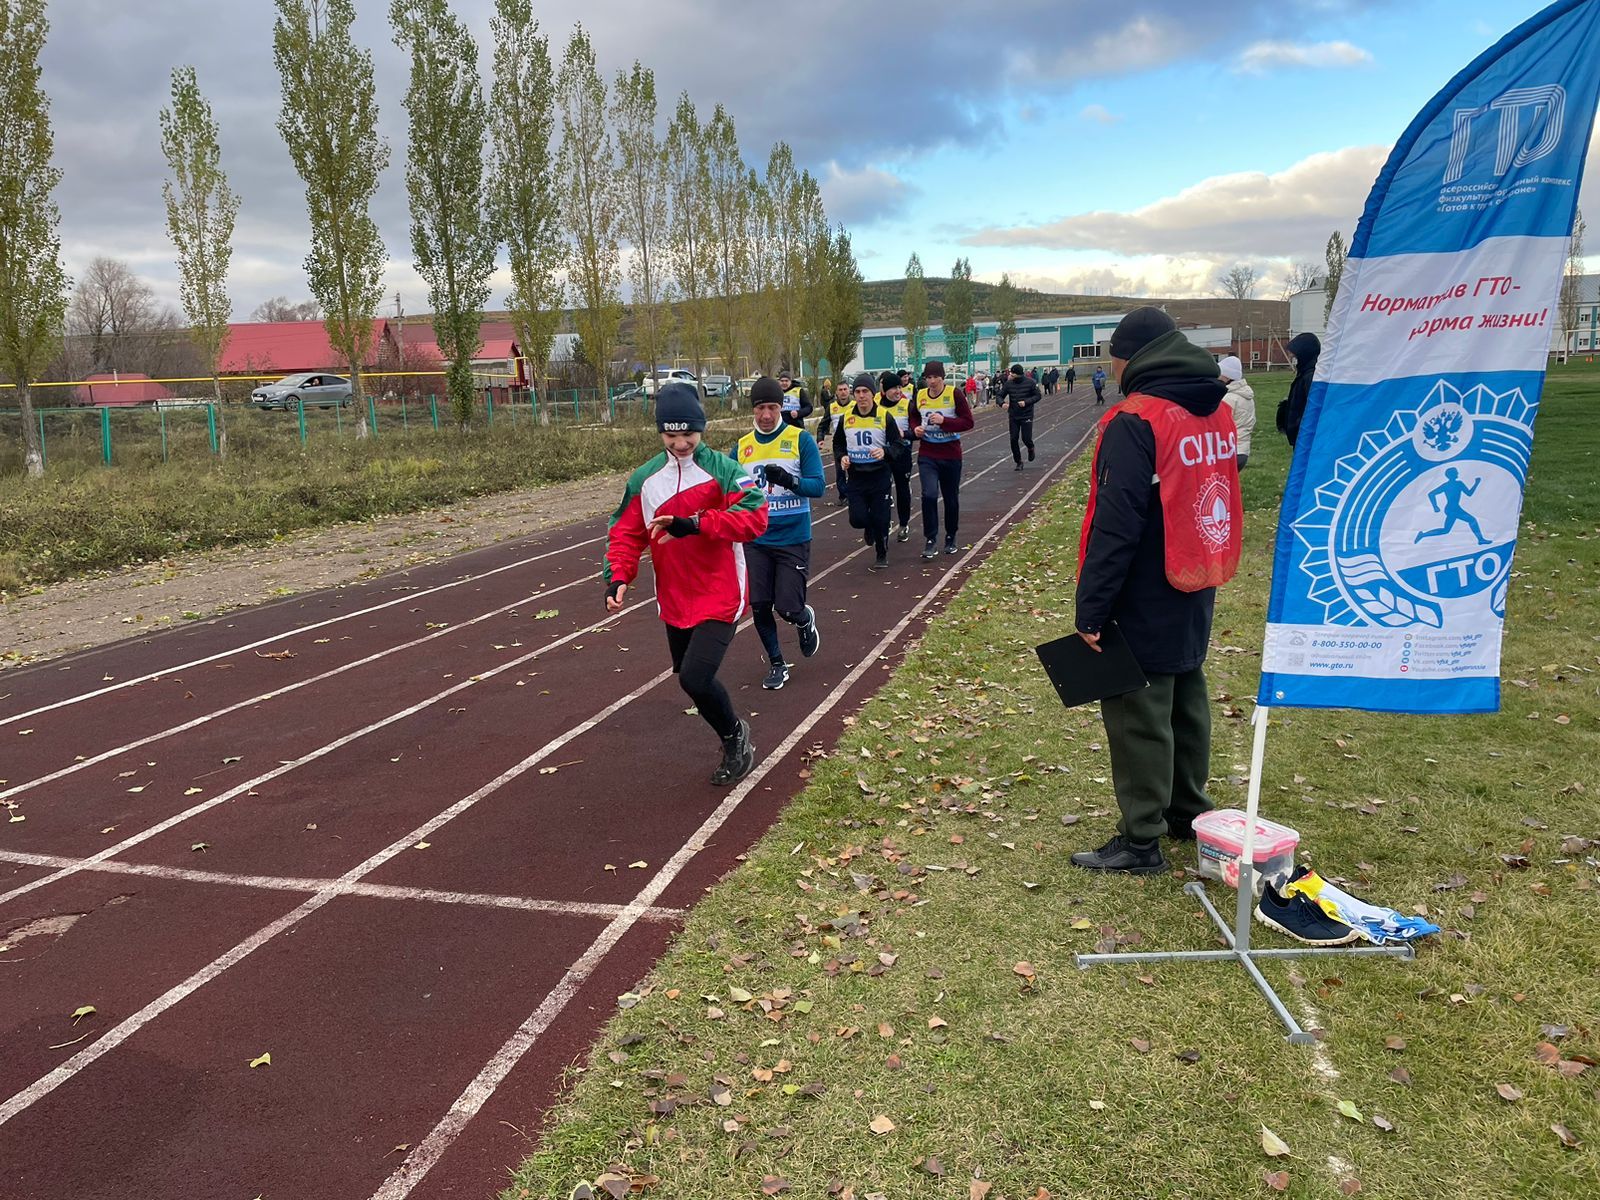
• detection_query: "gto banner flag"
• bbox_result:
[1259,0,1600,715]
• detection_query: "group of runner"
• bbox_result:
[602,358,1030,786]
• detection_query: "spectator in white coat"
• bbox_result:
[1217,355,1256,470]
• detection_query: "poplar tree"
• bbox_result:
[159,65,238,451]
[993,272,1018,371]
[664,93,713,380]
[392,0,495,427]
[0,0,68,478]
[613,62,668,390]
[488,0,562,406]
[822,227,864,385]
[942,257,975,372]
[273,0,389,438]
[901,252,928,373]
[1324,230,1348,324]
[763,143,799,369]
[743,168,780,373]
[556,25,622,390]
[704,104,748,382]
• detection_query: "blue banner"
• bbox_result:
[1259,0,1600,715]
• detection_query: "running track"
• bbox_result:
[0,394,1101,1200]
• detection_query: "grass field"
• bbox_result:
[507,367,1599,1200]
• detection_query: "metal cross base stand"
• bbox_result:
[1076,880,1415,1045]
[1075,705,1415,1045]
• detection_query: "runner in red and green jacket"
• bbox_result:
[604,383,769,785]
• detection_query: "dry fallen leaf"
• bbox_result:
[70,1005,96,1023]
[1264,1170,1290,1193]
[1495,1082,1523,1102]
[1551,1123,1581,1149]
[1260,1125,1291,1157]
[249,1052,271,1068]
[1336,1099,1364,1122]
[869,1114,896,1135]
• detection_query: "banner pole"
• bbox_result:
[1233,705,1272,952]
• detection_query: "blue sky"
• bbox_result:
[38,0,1593,315]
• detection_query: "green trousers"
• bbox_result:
[1099,667,1214,842]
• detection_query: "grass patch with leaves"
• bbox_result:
[509,368,1598,1200]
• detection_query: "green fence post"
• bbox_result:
[368,395,377,436]
[207,402,219,454]
[100,405,112,465]
[401,394,409,430]
[609,389,615,423]
[572,389,580,420]
[429,393,439,429]
[159,405,169,462]
[38,410,46,470]
[335,398,343,435]
[297,397,307,445]
[485,386,494,426]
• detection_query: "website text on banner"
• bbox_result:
[1260,0,1600,715]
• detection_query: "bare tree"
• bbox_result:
[1279,261,1320,301]
[251,295,321,322]
[1559,208,1587,357]
[68,257,161,374]
[1218,264,1257,346]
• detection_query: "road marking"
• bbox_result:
[0,849,685,923]
[0,402,1095,1135]
[0,533,606,729]
[367,417,1099,1200]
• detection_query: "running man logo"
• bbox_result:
[1290,381,1535,628]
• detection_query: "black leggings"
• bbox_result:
[844,469,892,547]
[665,621,738,738]
[1009,417,1034,463]
[891,460,912,528]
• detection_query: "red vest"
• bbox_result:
[1078,393,1242,592]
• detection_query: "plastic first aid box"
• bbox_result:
[1192,810,1300,893]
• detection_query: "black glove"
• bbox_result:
[763,464,796,490]
[663,515,700,538]
[605,579,626,604]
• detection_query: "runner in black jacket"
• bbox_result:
[1001,362,1041,468]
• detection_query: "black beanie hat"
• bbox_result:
[878,370,899,393]
[1109,306,1178,360]
[852,372,878,393]
[923,360,945,378]
[1009,362,1023,376]
[750,375,785,406]
[655,381,706,432]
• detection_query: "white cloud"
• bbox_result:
[817,162,916,227]
[990,256,1321,302]
[1080,104,1122,125]
[1233,39,1374,74]
[960,144,1388,259]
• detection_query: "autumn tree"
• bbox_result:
[703,104,747,381]
[392,0,496,427]
[556,25,621,389]
[1559,208,1586,356]
[992,272,1018,371]
[159,64,238,452]
[901,252,928,373]
[0,0,69,476]
[273,0,389,438]
[663,93,713,379]
[821,227,864,384]
[488,0,563,405]
[613,62,669,389]
[942,257,975,372]
[1323,231,1347,323]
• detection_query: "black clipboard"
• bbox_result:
[1035,621,1149,708]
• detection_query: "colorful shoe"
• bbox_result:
[1070,834,1168,876]
[796,606,820,658]
[762,660,790,690]
[1254,880,1362,946]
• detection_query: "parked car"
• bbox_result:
[250,373,353,410]
[737,376,761,397]
[703,374,735,398]
[638,368,705,398]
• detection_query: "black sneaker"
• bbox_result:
[1255,881,1361,946]
[869,548,889,571]
[796,606,820,658]
[1013,461,1023,470]
[943,537,958,555]
[1070,834,1169,875]
[1167,821,1198,842]
[761,660,790,690]
[922,540,938,560]
[1027,445,1035,462]
[711,719,755,786]
[896,525,910,543]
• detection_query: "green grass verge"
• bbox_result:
[507,367,1599,1200]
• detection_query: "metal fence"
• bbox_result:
[0,386,752,475]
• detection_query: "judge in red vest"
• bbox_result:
[1070,307,1243,876]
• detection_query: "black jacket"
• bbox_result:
[1002,374,1041,417]
[1074,331,1228,675]
[831,406,907,482]
[1277,332,1320,446]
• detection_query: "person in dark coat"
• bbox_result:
[1001,362,1041,469]
[1277,332,1321,448]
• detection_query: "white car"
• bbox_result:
[638,368,705,398]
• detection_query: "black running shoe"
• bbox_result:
[869,549,889,571]
[1013,461,1024,470]
[761,660,789,690]
[1027,444,1035,461]
[796,606,820,658]
[1070,834,1169,876]
[943,536,958,555]
[922,539,938,560]
[711,719,755,786]
[896,525,910,543]
[1254,881,1361,946]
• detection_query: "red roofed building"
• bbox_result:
[74,373,178,406]
[220,319,392,376]
[395,319,526,386]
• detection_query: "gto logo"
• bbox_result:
[1444,84,1565,184]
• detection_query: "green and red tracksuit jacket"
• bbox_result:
[603,442,769,627]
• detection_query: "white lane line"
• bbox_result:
[0,533,606,730]
[0,404,1093,1132]
[0,574,594,804]
[0,849,685,923]
[367,418,1098,1200]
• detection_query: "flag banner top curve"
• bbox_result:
[1260,0,1600,715]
